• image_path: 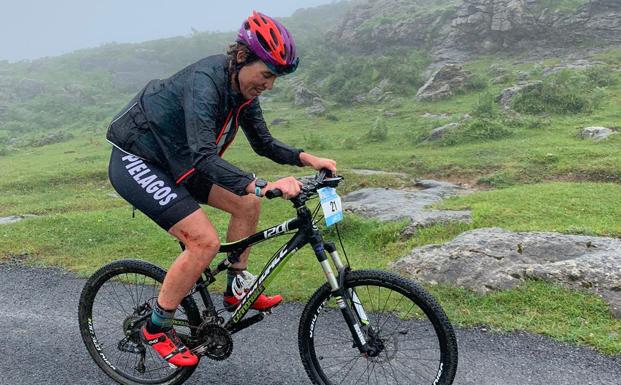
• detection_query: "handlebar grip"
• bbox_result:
[265,189,283,199]
[317,168,333,183]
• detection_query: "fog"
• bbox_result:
[0,0,338,62]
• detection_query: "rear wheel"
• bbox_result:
[78,260,201,385]
[298,269,458,385]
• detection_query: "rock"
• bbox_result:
[581,127,617,141]
[492,74,511,84]
[421,112,450,119]
[391,228,621,318]
[328,0,621,64]
[354,79,392,104]
[542,60,607,77]
[0,215,38,225]
[342,181,472,235]
[496,81,542,110]
[367,79,392,103]
[516,71,530,81]
[290,77,322,106]
[306,97,326,116]
[416,64,472,101]
[271,118,289,126]
[488,63,508,77]
[428,123,460,141]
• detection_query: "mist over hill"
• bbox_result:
[0,0,619,151]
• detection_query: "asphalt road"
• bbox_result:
[1,262,620,385]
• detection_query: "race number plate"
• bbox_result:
[318,187,343,227]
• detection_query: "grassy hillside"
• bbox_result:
[1,0,620,354]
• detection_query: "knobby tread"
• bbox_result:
[297,269,458,385]
[78,259,201,385]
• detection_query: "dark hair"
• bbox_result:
[226,42,260,75]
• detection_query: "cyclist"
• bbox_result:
[106,11,336,367]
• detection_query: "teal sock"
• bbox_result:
[146,301,175,333]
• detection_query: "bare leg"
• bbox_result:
[207,184,261,269]
[158,209,220,310]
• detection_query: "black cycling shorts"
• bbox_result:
[108,146,213,231]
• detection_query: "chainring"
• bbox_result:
[196,323,233,360]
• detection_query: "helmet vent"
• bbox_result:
[269,28,279,46]
[256,34,271,53]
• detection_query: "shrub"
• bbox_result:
[585,66,618,87]
[512,69,603,114]
[503,115,548,130]
[365,117,388,142]
[442,118,513,145]
[303,132,331,150]
[471,92,499,119]
[463,73,489,92]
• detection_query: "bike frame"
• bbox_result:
[175,200,372,354]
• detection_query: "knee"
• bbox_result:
[184,232,221,263]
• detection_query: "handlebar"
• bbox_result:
[264,168,341,204]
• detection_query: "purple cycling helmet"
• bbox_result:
[236,10,299,75]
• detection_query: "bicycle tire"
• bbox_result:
[298,269,458,385]
[78,259,201,385]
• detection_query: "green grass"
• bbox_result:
[439,182,621,236]
[2,53,621,355]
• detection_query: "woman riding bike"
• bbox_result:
[106,11,336,367]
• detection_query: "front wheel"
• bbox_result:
[298,269,458,385]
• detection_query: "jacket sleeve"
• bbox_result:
[184,70,254,195]
[240,99,304,167]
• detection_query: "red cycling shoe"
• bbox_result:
[224,269,282,311]
[223,293,282,311]
[141,326,198,367]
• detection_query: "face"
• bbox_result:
[237,60,277,99]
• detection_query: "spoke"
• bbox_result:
[392,350,437,380]
[109,282,131,315]
[380,360,400,385]
[335,355,363,385]
[119,275,138,308]
[313,282,446,385]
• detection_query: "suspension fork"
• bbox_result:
[311,230,370,354]
[325,242,370,326]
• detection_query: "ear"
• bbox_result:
[236,50,247,64]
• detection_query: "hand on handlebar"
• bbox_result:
[266,176,303,199]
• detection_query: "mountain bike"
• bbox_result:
[78,170,458,385]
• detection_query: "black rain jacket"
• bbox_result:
[106,54,303,195]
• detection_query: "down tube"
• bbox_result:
[227,230,308,325]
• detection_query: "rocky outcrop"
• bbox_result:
[496,81,542,109]
[354,79,393,104]
[329,1,621,61]
[416,64,472,101]
[392,228,621,318]
[290,77,322,106]
[306,98,326,116]
[342,180,473,235]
